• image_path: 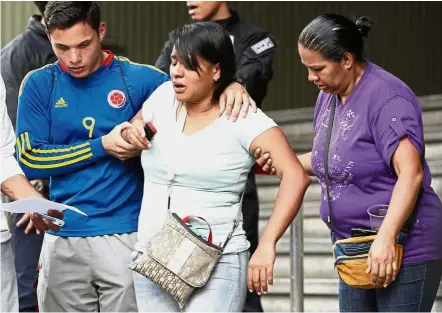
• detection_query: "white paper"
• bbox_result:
[0,197,87,216]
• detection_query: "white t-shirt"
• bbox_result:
[1,75,25,243]
[135,81,277,254]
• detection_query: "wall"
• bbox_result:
[1,1,38,46]
[2,1,441,110]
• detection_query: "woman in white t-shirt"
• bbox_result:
[123,22,310,312]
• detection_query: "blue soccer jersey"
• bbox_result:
[15,52,170,237]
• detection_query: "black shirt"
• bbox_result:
[155,10,277,109]
[1,15,57,128]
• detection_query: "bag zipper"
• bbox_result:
[171,213,222,251]
[334,254,369,267]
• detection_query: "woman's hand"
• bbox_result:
[123,119,152,150]
[366,233,398,287]
[247,242,276,295]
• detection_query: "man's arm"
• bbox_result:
[154,38,174,74]
[237,32,277,108]
[1,75,62,233]
[15,72,137,180]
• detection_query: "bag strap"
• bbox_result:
[167,102,245,250]
[323,95,424,235]
[324,95,337,230]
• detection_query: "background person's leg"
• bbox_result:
[1,239,19,312]
[242,168,264,312]
[12,213,44,312]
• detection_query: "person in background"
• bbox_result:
[0,74,63,313]
[256,13,442,312]
[155,3,277,310]
[0,2,57,311]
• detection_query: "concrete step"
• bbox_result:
[261,278,442,312]
[258,216,329,241]
[270,249,336,279]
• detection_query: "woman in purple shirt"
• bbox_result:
[257,13,442,312]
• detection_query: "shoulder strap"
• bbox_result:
[221,190,245,250]
[324,96,337,230]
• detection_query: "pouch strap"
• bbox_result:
[324,96,337,231]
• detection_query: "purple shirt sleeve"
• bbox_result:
[371,96,424,168]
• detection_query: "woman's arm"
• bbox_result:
[368,137,424,287]
[247,127,311,294]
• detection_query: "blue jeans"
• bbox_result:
[133,251,248,312]
[339,259,442,312]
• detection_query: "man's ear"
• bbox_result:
[98,22,107,42]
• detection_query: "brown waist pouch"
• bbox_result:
[332,235,404,289]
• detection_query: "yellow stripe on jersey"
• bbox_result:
[22,148,91,162]
[18,63,54,97]
[115,56,166,75]
[16,138,22,158]
[25,132,31,150]
[20,134,26,154]
[31,142,90,154]
[19,153,93,169]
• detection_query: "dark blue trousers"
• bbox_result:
[12,213,44,312]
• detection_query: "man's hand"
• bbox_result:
[30,210,64,234]
[16,213,37,235]
[219,82,257,121]
[254,148,276,175]
[102,122,142,160]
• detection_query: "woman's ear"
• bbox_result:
[213,64,221,82]
[342,52,355,70]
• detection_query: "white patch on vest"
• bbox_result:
[251,37,274,54]
[230,35,235,45]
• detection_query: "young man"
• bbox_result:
[1,75,63,313]
[155,2,277,311]
[0,3,56,311]
[16,2,253,311]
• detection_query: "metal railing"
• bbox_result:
[290,205,304,312]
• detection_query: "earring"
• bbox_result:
[214,77,219,82]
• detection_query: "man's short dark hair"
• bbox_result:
[34,2,48,16]
[44,1,101,34]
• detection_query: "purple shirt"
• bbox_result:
[312,61,442,264]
